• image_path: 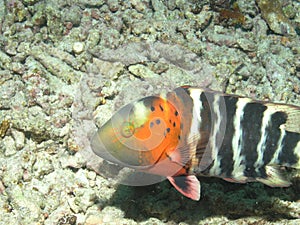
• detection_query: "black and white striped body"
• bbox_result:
[173,87,300,187]
[92,85,300,200]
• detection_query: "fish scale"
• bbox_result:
[91,86,300,200]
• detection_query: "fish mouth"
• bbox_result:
[90,129,167,186]
[90,129,154,170]
[90,130,123,165]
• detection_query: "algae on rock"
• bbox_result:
[256,0,296,36]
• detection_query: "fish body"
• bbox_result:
[91,86,300,200]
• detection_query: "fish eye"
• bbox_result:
[121,121,135,138]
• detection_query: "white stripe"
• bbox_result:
[209,95,222,176]
[188,89,203,150]
[189,89,203,126]
[269,128,286,165]
[231,98,252,181]
[254,107,275,172]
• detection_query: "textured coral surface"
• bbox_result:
[0,0,299,224]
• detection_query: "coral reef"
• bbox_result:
[0,0,299,224]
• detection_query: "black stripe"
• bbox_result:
[278,130,300,166]
[174,86,191,99]
[218,96,238,176]
[199,91,212,134]
[195,91,213,172]
[198,92,217,173]
[194,92,213,175]
[199,160,215,175]
[240,102,267,178]
[262,111,287,165]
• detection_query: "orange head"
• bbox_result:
[91,95,186,176]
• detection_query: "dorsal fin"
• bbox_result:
[265,103,300,133]
[282,107,300,133]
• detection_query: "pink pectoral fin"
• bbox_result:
[167,175,201,201]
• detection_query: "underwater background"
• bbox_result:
[0,0,300,224]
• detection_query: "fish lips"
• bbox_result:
[91,126,154,170]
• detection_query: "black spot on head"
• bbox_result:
[159,104,164,111]
[173,122,176,127]
[169,119,172,123]
[178,135,181,140]
[156,119,161,125]
[150,106,155,111]
[175,110,178,116]
[163,128,170,137]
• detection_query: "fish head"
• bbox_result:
[91,95,186,176]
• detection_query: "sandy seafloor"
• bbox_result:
[0,0,300,224]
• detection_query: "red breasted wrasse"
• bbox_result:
[91,86,300,200]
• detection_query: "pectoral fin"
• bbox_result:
[167,175,201,201]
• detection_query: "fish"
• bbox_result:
[91,86,300,200]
